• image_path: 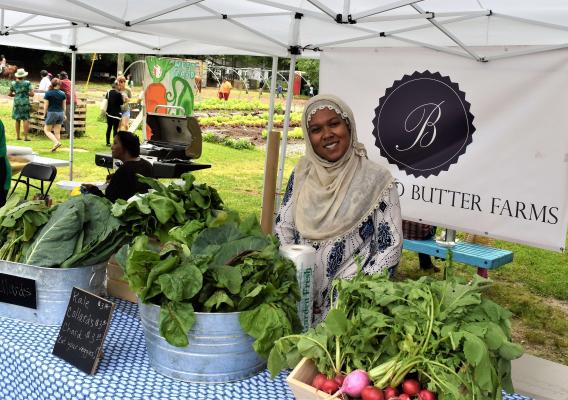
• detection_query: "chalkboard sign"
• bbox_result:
[0,272,37,309]
[52,287,114,374]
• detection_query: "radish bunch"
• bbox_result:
[310,371,436,400]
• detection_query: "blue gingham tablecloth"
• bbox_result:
[0,298,532,400]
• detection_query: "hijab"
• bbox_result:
[292,94,394,242]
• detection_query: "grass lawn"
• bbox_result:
[0,96,567,366]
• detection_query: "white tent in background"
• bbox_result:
[1,0,568,200]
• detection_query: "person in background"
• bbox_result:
[117,76,131,131]
[275,94,402,323]
[38,70,51,94]
[0,119,12,207]
[402,221,440,272]
[9,68,33,141]
[218,79,232,101]
[277,83,284,99]
[58,71,77,136]
[0,55,6,74]
[43,78,66,152]
[82,131,152,202]
[126,73,133,88]
[105,81,123,146]
[195,75,202,94]
[309,86,314,97]
[258,79,265,98]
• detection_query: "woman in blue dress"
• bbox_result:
[275,94,402,323]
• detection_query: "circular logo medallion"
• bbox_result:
[372,71,475,177]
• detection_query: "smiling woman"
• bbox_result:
[275,94,403,323]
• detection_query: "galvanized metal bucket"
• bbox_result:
[139,302,266,383]
[0,260,106,325]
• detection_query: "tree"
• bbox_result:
[296,59,320,89]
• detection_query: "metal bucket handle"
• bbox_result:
[153,104,186,116]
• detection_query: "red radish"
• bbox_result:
[419,389,437,400]
[311,373,327,390]
[383,387,398,399]
[402,379,421,396]
[399,394,411,400]
[322,379,339,394]
[334,373,345,386]
[361,386,385,400]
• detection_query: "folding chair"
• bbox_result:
[9,162,57,200]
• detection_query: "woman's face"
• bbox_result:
[111,136,124,160]
[307,108,350,162]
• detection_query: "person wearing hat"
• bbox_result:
[8,68,34,141]
[58,71,77,136]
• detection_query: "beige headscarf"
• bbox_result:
[292,94,394,242]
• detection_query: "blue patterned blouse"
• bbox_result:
[275,170,403,323]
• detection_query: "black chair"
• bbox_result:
[10,162,57,200]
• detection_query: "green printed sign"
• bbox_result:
[143,57,196,139]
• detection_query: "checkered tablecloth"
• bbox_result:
[0,298,532,400]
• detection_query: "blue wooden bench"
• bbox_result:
[402,239,514,277]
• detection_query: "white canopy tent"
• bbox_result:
[1,0,568,201]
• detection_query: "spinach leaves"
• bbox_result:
[268,271,524,400]
[124,213,301,357]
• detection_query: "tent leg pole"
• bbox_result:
[69,29,77,180]
[275,53,297,211]
[261,56,279,224]
[266,56,278,134]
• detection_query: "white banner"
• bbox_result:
[320,48,568,252]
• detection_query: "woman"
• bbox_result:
[43,78,67,152]
[9,68,34,141]
[275,94,402,323]
[117,76,131,130]
[105,81,123,146]
[82,131,152,202]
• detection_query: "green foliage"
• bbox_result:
[0,79,11,96]
[111,173,224,239]
[269,272,524,400]
[261,127,303,139]
[122,178,301,357]
[195,98,283,112]
[203,132,255,150]
[0,197,51,262]
[198,111,301,128]
[23,195,126,268]
[296,59,320,88]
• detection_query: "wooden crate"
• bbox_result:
[106,260,137,303]
[287,358,341,400]
[29,94,88,136]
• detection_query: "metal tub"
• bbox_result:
[0,260,106,325]
[139,302,266,383]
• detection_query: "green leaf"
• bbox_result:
[325,309,349,336]
[159,301,195,347]
[24,199,84,267]
[498,341,524,360]
[239,303,293,358]
[464,333,487,367]
[484,322,507,351]
[267,341,288,377]
[158,262,203,301]
[203,290,234,311]
[212,266,242,295]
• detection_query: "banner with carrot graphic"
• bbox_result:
[143,56,196,139]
